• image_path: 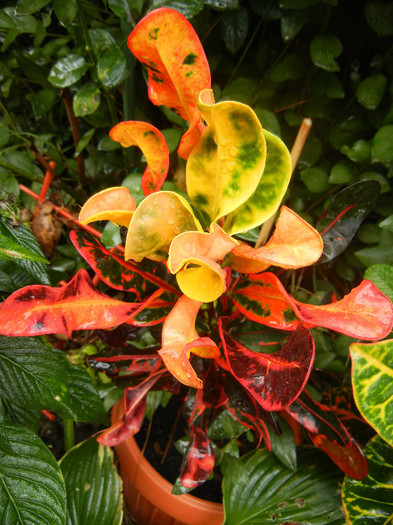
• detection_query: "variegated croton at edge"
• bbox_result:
[0,7,392,491]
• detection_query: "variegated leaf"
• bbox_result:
[79,186,136,227]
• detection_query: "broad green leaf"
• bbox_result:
[270,53,305,82]
[158,295,219,388]
[53,0,77,25]
[79,186,136,228]
[128,6,210,158]
[89,28,116,56]
[269,417,297,470]
[229,206,323,273]
[73,83,101,117]
[0,422,66,525]
[222,447,345,525]
[0,269,139,337]
[110,121,169,195]
[16,0,52,15]
[205,0,239,10]
[364,264,393,302]
[310,33,342,72]
[342,435,393,524]
[60,438,123,525]
[365,1,393,36]
[0,234,48,263]
[125,191,202,262]
[301,166,330,193]
[97,48,127,89]
[0,8,16,29]
[48,54,89,88]
[149,0,205,18]
[329,160,353,184]
[350,339,393,446]
[356,74,387,110]
[372,125,393,167]
[219,7,249,55]
[108,0,139,24]
[279,0,320,7]
[355,244,393,266]
[187,89,266,223]
[281,9,308,42]
[66,365,107,424]
[223,130,291,235]
[75,128,95,155]
[342,139,371,163]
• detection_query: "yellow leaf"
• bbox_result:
[79,187,136,227]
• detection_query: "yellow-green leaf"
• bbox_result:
[79,187,136,228]
[350,339,393,447]
[223,130,292,235]
[229,206,323,273]
[109,121,169,195]
[187,89,266,223]
[124,191,202,262]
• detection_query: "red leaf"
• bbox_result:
[180,425,215,489]
[0,269,138,337]
[220,325,315,411]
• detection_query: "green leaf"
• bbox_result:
[48,54,89,88]
[379,215,393,233]
[73,83,101,117]
[205,0,239,10]
[89,29,116,57]
[26,88,57,116]
[329,160,353,184]
[60,438,123,525]
[365,1,393,36]
[208,410,247,440]
[281,9,308,42]
[342,139,371,163]
[222,447,345,525]
[0,234,49,263]
[108,0,141,23]
[149,0,205,18]
[16,0,52,15]
[219,7,249,55]
[301,166,330,193]
[364,264,393,302]
[355,244,393,266]
[75,128,95,155]
[312,72,344,99]
[356,74,387,110]
[310,33,343,72]
[269,417,297,471]
[0,422,66,525]
[350,339,393,446]
[270,53,305,82]
[0,173,20,197]
[372,125,393,167]
[97,48,127,89]
[359,171,390,194]
[0,8,16,29]
[66,366,108,424]
[280,0,320,7]
[342,435,393,524]
[53,0,77,25]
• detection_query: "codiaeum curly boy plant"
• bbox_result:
[1,7,393,498]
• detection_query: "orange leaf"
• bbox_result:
[128,7,211,159]
[0,269,138,337]
[110,121,169,195]
[158,295,219,388]
[79,186,136,228]
[229,206,323,273]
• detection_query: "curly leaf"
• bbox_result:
[223,130,292,235]
[158,295,219,388]
[187,89,266,223]
[168,223,237,302]
[128,7,211,159]
[125,191,202,262]
[0,269,138,337]
[110,121,169,195]
[179,425,215,490]
[350,339,393,447]
[79,186,136,227]
[229,206,323,273]
[221,326,315,411]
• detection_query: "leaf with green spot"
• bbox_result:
[97,47,127,89]
[223,130,291,235]
[73,83,101,117]
[350,339,393,447]
[187,89,266,224]
[48,54,89,88]
[310,33,343,72]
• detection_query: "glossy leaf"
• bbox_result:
[342,435,393,524]
[221,326,314,411]
[222,447,345,525]
[128,7,210,159]
[125,191,202,262]
[0,233,48,263]
[187,89,266,223]
[60,438,123,525]
[179,425,215,490]
[168,223,237,302]
[0,269,139,337]
[79,186,136,228]
[48,54,89,88]
[97,47,126,89]
[158,295,219,388]
[310,33,342,72]
[223,130,292,235]
[110,121,169,195]
[316,181,380,263]
[229,206,323,273]
[0,422,66,525]
[350,339,393,447]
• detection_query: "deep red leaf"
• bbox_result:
[180,425,215,489]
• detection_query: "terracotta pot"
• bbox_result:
[112,401,224,525]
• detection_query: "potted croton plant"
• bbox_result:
[1,7,393,525]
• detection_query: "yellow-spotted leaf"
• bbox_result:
[128,7,210,159]
[79,186,136,227]
[110,121,169,195]
[125,191,202,262]
[158,295,219,388]
[187,89,266,223]
[349,339,393,447]
[229,206,323,273]
[224,130,292,235]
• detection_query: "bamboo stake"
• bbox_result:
[255,118,312,248]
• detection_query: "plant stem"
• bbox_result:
[64,418,75,451]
